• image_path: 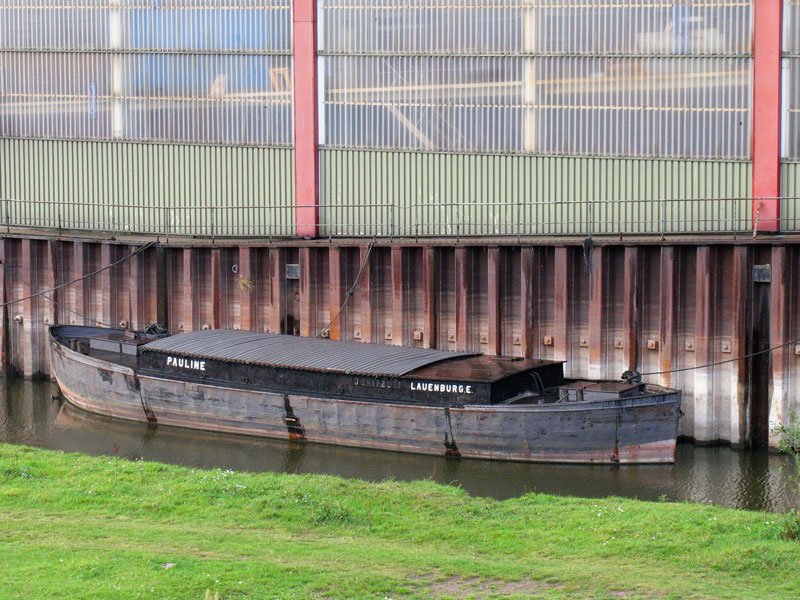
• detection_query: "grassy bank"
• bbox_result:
[0,444,798,599]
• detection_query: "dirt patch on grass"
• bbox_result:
[419,574,559,598]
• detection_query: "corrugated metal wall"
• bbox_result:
[0,139,294,237]
[320,1,753,159]
[320,150,752,236]
[0,0,293,146]
[316,0,757,237]
[782,0,800,226]
[781,163,800,230]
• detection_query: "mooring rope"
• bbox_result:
[1,241,156,309]
[317,242,374,339]
[638,338,800,378]
[4,238,793,379]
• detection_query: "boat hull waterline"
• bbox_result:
[49,329,681,464]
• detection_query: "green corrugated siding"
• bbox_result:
[0,139,295,237]
[320,150,753,237]
[780,163,800,232]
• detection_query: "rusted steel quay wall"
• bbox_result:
[1,236,797,449]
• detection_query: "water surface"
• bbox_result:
[1,379,797,512]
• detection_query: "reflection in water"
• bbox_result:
[1,379,798,511]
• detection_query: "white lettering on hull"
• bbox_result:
[166,356,206,372]
[410,382,473,394]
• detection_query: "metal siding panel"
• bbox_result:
[319,149,753,237]
[781,162,800,230]
[2,140,294,237]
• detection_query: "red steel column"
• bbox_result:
[486,247,502,356]
[519,247,534,359]
[327,247,341,340]
[239,247,253,331]
[752,0,782,232]
[293,0,319,238]
[211,248,221,329]
[769,246,790,446]
[587,246,605,380]
[0,240,6,372]
[622,247,639,374]
[553,247,569,373]
[659,247,676,390]
[298,248,312,337]
[422,247,435,349]
[358,245,374,343]
[128,246,144,331]
[182,248,194,332]
[390,246,404,345]
[455,248,468,352]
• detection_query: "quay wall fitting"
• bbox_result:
[1,237,798,450]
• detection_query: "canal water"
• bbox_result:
[1,379,798,512]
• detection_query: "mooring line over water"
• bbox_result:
[640,338,800,377]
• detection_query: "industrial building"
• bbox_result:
[0,1,798,448]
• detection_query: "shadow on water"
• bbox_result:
[1,379,798,511]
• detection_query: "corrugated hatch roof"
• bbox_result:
[142,329,478,376]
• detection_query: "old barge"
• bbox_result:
[49,325,682,463]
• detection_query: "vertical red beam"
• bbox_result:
[659,247,676,389]
[731,246,750,445]
[519,247,534,359]
[359,245,373,343]
[270,248,284,335]
[752,0,782,232]
[422,246,435,349]
[769,246,789,445]
[293,0,319,238]
[48,241,60,327]
[455,247,468,352]
[553,247,569,369]
[100,244,113,328]
[327,247,341,340]
[239,247,253,331]
[390,246,404,345]
[0,240,6,372]
[73,242,85,326]
[298,247,312,337]
[622,247,639,373]
[128,246,142,330]
[486,247,502,356]
[182,248,194,332]
[694,247,714,442]
[20,239,34,377]
[40,241,55,377]
[588,246,605,379]
[211,248,221,329]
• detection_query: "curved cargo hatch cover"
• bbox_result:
[142,329,479,377]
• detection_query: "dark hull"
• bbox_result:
[49,330,682,464]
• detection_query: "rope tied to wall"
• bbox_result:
[316,242,374,339]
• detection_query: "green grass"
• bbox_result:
[0,443,798,599]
